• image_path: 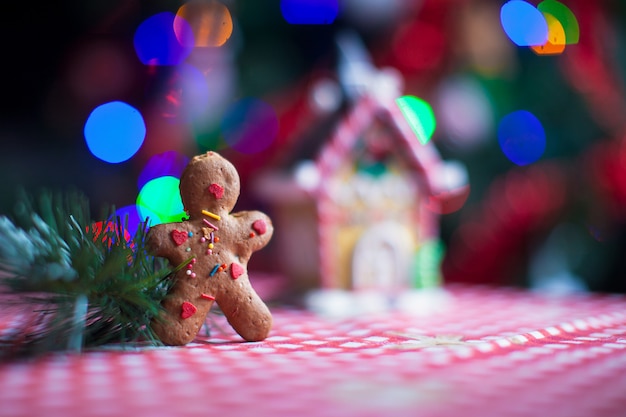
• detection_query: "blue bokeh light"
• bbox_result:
[500,1,549,46]
[281,0,339,24]
[133,12,194,66]
[498,110,546,166]
[84,101,146,164]
[137,150,189,190]
[221,98,279,154]
[113,205,143,236]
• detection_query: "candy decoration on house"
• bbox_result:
[255,33,468,302]
[146,151,274,345]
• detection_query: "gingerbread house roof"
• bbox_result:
[254,68,468,208]
[314,91,443,198]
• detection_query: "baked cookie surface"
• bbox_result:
[147,151,273,345]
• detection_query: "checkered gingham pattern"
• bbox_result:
[2,284,626,417]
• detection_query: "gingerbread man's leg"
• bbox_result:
[151,272,215,346]
[217,273,272,342]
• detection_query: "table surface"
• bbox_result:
[1,284,626,417]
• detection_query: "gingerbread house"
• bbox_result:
[255,69,468,298]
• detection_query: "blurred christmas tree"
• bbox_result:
[1,0,626,294]
[230,0,626,293]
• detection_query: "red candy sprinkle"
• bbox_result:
[208,183,224,199]
[200,293,215,301]
[230,263,244,280]
[252,219,267,235]
[171,230,188,246]
[181,301,197,319]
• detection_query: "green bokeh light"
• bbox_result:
[136,176,186,226]
[538,0,579,45]
[395,95,436,145]
[412,239,445,289]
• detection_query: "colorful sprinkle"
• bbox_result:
[171,230,188,246]
[208,243,214,249]
[203,219,219,230]
[209,264,220,276]
[200,293,215,301]
[201,210,221,221]
[230,263,244,280]
[200,237,206,243]
[252,219,267,235]
[208,183,225,199]
[214,236,220,243]
[188,231,193,237]
[249,232,255,238]
[181,301,197,319]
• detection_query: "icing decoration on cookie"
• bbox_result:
[185,258,197,278]
[230,263,244,279]
[208,183,224,199]
[181,301,197,319]
[171,230,188,246]
[202,219,219,230]
[201,293,215,301]
[252,219,267,235]
[201,210,221,221]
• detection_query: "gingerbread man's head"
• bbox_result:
[146,151,273,345]
[179,151,240,218]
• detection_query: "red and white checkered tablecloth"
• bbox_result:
[2,284,626,417]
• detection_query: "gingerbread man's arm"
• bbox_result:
[146,222,190,266]
[231,211,274,264]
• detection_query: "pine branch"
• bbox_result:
[0,190,175,357]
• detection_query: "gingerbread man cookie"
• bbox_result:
[146,151,273,345]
